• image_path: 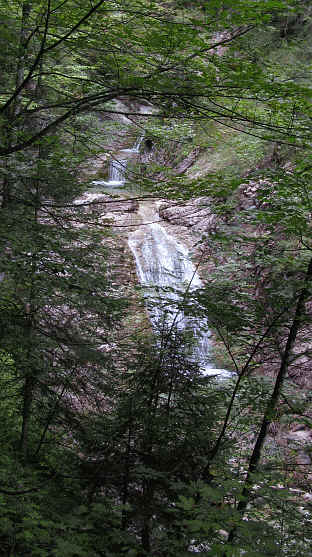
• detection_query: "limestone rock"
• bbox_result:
[159,197,215,232]
[287,430,312,443]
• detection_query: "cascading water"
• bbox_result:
[91,133,229,376]
[109,159,128,185]
[129,203,229,376]
[92,158,128,187]
[123,135,144,154]
[92,135,144,187]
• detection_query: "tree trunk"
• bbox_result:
[14,2,32,116]
[1,2,32,209]
[226,256,312,550]
[20,373,35,458]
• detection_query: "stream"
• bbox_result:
[93,141,230,377]
[128,202,222,375]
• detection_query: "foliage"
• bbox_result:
[1,1,312,556]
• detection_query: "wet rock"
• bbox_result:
[75,192,138,213]
[106,199,139,213]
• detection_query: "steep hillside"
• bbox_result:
[2,2,312,556]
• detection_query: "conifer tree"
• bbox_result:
[1,1,312,556]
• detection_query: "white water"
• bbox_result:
[122,135,144,154]
[109,159,128,185]
[92,134,230,376]
[92,158,128,187]
[92,136,144,187]
[129,203,229,376]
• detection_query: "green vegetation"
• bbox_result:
[1,1,312,555]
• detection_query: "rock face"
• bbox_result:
[75,192,138,214]
[286,429,312,467]
[174,148,201,174]
[158,197,215,232]
[287,430,312,444]
[105,198,139,213]
[80,153,110,180]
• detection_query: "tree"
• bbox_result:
[0,0,309,158]
[185,157,312,555]
[1,1,312,556]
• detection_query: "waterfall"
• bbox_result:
[129,203,230,377]
[109,159,127,185]
[123,135,144,154]
[92,135,143,187]
[132,135,144,153]
[91,132,230,376]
